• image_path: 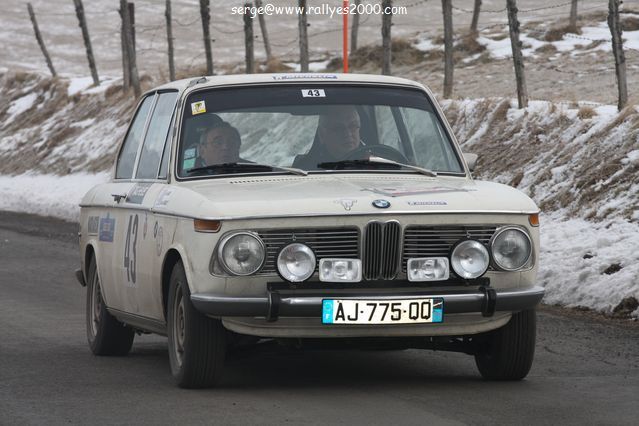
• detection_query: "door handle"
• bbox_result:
[111,193,127,203]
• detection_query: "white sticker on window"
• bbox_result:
[301,89,326,98]
[184,147,196,159]
[191,101,206,115]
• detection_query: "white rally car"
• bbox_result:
[77,73,544,388]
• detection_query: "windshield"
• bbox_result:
[177,85,464,178]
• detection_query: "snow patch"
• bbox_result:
[6,93,38,120]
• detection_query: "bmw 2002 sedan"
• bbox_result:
[77,73,544,388]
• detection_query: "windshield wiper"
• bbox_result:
[317,156,437,177]
[186,162,308,176]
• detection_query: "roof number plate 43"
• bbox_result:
[302,89,326,98]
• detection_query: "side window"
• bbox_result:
[136,92,178,179]
[116,95,154,179]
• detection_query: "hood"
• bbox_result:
[166,174,539,220]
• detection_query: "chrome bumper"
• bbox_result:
[191,285,545,321]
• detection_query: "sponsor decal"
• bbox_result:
[123,214,138,286]
[191,100,206,115]
[98,214,115,242]
[154,187,175,208]
[183,158,195,170]
[372,199,391,209]
[272,74,338,80]
[126,183,152,204]
[407,200,448,206]
[334,198,357,211]
[87,216,99,235]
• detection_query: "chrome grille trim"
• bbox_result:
[257,228,360,275]
[402,225,497,272]
[363,221,401,280]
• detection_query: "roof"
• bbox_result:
[152,73,426,94]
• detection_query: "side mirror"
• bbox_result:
[463,153,478,172]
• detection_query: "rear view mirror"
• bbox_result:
[463,153,478,172]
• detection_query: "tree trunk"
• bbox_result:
[608,0,628,111]
[244,3,254,74]
[351,0,361,52]
[118,4,130,91]
[569,0,578,32]
[381,0,392,76]
[120,0,140,97]
[165,0,175,81]
[298,0,309,72]
[27,3,56,77]
[470,0,481,33]
[199,0,213,75]
[442,0,454,98]
[254,0,273,61]
[73,0,99,85]
[506,0,528,108]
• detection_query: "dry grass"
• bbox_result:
[577,106,597,120]
[348,38,425,69]
[535,44,558,54]
[261,58,294,73]
[544,24,582,42]
[455,33,486,55]
[622,16,639,32]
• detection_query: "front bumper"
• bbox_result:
[191,285,545,321]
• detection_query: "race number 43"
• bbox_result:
[124,214,138,284]
[301,89,326,98]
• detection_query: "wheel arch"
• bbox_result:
[161,246,194,320]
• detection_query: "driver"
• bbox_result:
[292,106,363,169]
[197,122,242,166]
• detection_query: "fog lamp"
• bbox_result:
[407,257,449,282]
[319,259,362,282]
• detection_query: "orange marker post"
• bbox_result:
[343,0,349,73]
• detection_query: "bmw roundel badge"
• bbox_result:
[372,199,391,209]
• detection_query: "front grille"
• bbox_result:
[363,221,401,280]
[258,228,360,275]
[402,225,497,272]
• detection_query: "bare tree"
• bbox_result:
[72,0,99,85]
[442,0,454,98]
[569,0,579,33]
[27,3,56,77]
[351,0,361,52]
[608,0,627,110]
[199,0,213,75]
[254,0,273,61]
[165,0,175,81]
[381,0,392,76]
[470,0,481,34]
[506,0,528,108]
[244,3,255,73]
[298,0,309,72]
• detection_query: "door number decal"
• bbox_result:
[124,214,139,284]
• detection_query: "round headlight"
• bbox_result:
[218,232,265,276]
[451,240,490,279]
[491,227,532,271]
[277,243,316,282]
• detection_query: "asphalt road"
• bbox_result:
[1,212,638,425]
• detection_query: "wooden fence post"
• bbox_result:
[27,3,56,77]
[506,0,528,108]
[298,0,309,72]
[442,0,453,98]
[72,0,99,85]
[165,0,175,81]
[381,0,392,76]
[199,0,213,75]
[608,0,628,111]
[244,3,255,74]
[351,0,361,52]
[470,0,481,34]
[118,4,130,91]
[569,0,578,32]
[120,0,140,97]
[254,0,273,61]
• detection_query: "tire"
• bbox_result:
[167,261,226,388]
[474,309,537,381]
[86,255,135,356]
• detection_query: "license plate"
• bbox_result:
[322,298,444,324]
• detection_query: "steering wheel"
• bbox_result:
[343,144,409,164]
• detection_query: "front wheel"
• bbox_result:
[474,309,537,380]
[86,255,134,356]
[167,261,226,388]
